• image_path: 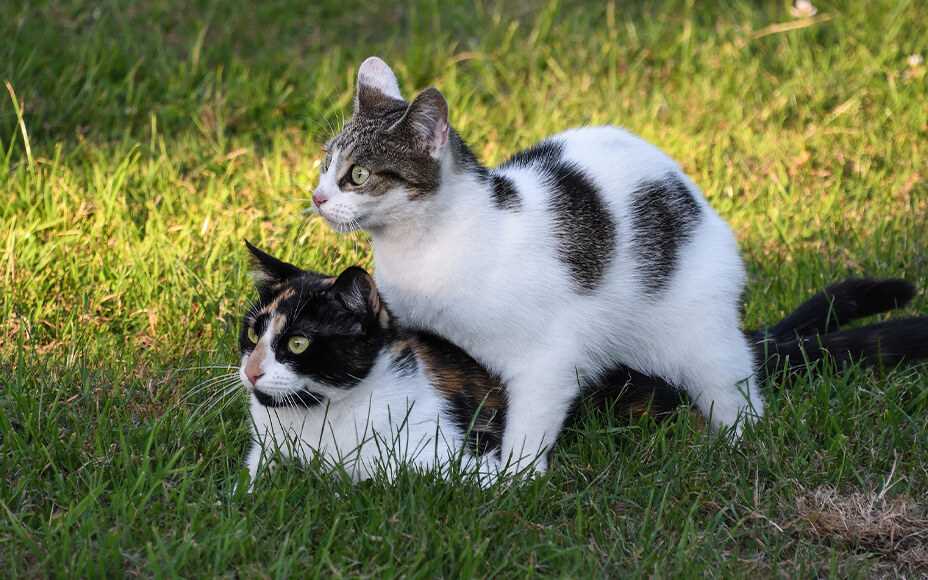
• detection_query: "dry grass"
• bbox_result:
[796,485,928,574]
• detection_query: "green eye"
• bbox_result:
[288,336,310,354]
[247,326,259,344]
[350,165,370,186]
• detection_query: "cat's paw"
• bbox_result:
[495,451,547,484]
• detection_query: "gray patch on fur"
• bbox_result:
[628,174,702,295]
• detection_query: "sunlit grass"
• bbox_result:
[1,0,926,576]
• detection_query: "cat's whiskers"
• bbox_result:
[344,371,366,384]
[170,364,237,373]
[193,381,245,417]
[182,373,239,396]
[217,384,247,414]
[292,278,310,322]
[294,211,313,244]
[180,372,242,404]
[182,382,241,411]
[344,218,370,258]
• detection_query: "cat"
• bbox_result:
[310,56,928,474]
[238,241,927,486]
[239,242,507,485]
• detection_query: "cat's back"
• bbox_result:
[493,125,685,208]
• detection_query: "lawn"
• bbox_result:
[2,0,927,576]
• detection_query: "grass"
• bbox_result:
[2,0,927,576]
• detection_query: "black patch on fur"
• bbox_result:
[489,174,521,211]
[499,139,565,173]
[450,129,487,177]
[547,164,617,293]
[628,174,702,295]
[500,138,616,292]
[575,366,687,423]
[390,345,418,377]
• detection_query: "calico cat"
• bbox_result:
[238,242,927,486]
[311,56,928,474]
[239,242,507,484]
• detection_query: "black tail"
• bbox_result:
[582,278,923,421]
[757,317,928,379]
[752,277,915,342]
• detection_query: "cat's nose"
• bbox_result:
[246,370,264,386]
[312,190,329,207]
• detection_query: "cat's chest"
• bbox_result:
[373,237,481,321]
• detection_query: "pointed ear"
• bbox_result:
[245,240,302,285]
[330,267,389,327]
[355,56,404,113]
[389,87,449,158]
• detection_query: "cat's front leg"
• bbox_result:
[240,440,277,493]
[500,362,580,477]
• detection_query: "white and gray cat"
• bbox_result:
[311,57,928,475]
[238,241,927,486]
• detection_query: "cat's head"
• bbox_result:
[312,57,460,232]
[239,241,391,408]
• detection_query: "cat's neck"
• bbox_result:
[369,128,492,249]
[319,339,423,411]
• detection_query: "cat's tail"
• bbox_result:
[755,317,928,380]
[747,277,916,343]
[587,277,923,420]
[746,277,924,380]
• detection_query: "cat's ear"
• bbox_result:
[331,267,390,328]
[389,88,449,158]
[355,56,404,113]
[245,240,303,290]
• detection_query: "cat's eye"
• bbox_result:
[350,165,370,186]
[247,326,259,344]
[288,336,311,354]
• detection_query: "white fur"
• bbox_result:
[315,65,764,474]
[239,331,500,487]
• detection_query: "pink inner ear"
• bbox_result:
[357,57,402,101]
[434,119,449,151]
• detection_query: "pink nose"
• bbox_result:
[313,191,329,207]
[246,370,264,386]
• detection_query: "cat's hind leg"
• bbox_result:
[669,322,763,436]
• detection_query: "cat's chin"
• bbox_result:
[253,388,325,408]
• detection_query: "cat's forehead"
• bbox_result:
[332,105,407,161]
[251,279,361,333]
[257,286,298,316]
[251,275,327,317]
